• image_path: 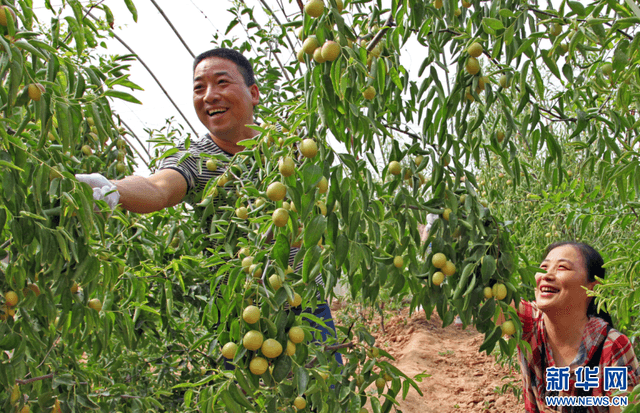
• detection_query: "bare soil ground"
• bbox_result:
[333,303,526,413]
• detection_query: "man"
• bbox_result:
[78,48,259,212]
[77,47,342,364]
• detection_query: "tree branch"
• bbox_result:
[118,119,151,168]
[237,0,292,83]
[382,123,439,151]
[325,342,355,351]
[366,14,396,54]
[304,342,355,368]
[63,0,105,43]
[597,92,614,115]
[378,303,385,334]
[36,337,60,369]
[537,106,577,122]
[16,373,54,385]
[149,0,195,58]
[526,6,633,41]
[119,134,151,170]
[258,0,298,75]
[341,320,356,344]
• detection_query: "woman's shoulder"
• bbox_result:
[602,327,636,362]
[599,326,640,389]
[597,325,638,369]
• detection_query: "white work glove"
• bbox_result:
[76,173,121,211]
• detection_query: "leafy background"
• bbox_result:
[1,0,640,412]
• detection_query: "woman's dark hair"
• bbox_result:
[193,48,256,87]
[545,241,614,327]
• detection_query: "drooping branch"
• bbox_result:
[149,0,195,58]
[62,0,106,43]
[118,119,151,169]
[118,134,151,170]
[258,0,298,70]
[85,11,200,137]
[236,0,292,82]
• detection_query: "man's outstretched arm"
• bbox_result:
[115,169,188,213]
[77,168,188,214]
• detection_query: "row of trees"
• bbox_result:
[1,0,639,411]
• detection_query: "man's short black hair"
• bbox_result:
[193,48,256,87]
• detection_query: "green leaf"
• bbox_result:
[19,211,46,221]
[482,17,504,31]
[228,383,255,410]
[304,215,326,249]
[478,299,495,322]
[52,374,75,388]
[567,1,585,16]
[626,0,640,19]
[124,0,138,22]
[272,355,293,383]
[296,366,309,394]
[104,89,142,104]
[225,19,239,35]
[514,35,540,59]
[14,40,46,60]
[540,49,561,80]
[302,246,322,283]
[479,325,502,354]
[221,390,242,413]
[499,9,515,18]
[64,16,85,56]
[272,234,290,270]
[302,164,323,193]
[0,332,20,350]
[0,160,24,171]
[234,369,255,394]
[335,234,349,268]
[389,67,403,91]
[481,255,496,283]
[377,58,387,94]
[504,23,515,45]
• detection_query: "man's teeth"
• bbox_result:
[208,109,226,115]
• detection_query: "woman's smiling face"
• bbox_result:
[535,244,596,316]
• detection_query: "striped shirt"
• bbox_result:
[518,300,640,412]
[156,134,324,294]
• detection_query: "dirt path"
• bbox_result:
[335,304,525,412]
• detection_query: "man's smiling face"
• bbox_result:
[193,56,259,144]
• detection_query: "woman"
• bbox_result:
[518,242,639,412]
